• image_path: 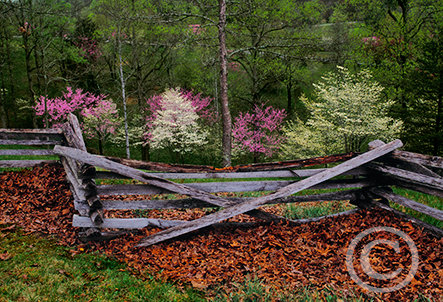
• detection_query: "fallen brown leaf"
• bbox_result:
[0,252,11,261]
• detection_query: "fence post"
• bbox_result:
[61,113,103,239]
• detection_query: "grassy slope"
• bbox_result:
[0,225,204,302]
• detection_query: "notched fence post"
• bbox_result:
[61,114,103,237]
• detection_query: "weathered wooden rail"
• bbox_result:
[2,113,443,245]
[0,128,65,168]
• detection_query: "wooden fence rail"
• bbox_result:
[2,114,443,244]
[0,128,65,168]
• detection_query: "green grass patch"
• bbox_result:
[390,187,443,229]
[0,225,204,302]
[0,167,33,173]
[0,155,59,161]
[283,200,356,220]
[95,177,301,186]
[212,278,373,302]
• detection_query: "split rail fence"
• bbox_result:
[2,113,443,246]
[0,128,65,168]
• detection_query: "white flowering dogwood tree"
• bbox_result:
[282,66,402,159]
[146,88,208,163]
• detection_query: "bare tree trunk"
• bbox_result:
[38,30,49,129]
[5,28,16,127]
[98,135,103,155]
[218,0,232,167]
[117,27,130,159]
[0,30,8,128]
[23,33,37,128]
[286,78,292,113]
[142,144,150,161]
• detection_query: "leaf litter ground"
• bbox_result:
[1,163,442,301]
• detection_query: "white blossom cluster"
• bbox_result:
[150,88,207,154]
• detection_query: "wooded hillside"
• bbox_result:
[1,0,442,165]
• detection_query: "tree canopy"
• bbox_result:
[0,0,441,164]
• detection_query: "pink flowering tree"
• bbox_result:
[232,103,287,163]
[35,87,107,128]
[73,36,101,62]
[35,87,121,155]
[81,99,122,155]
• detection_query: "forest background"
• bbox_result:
[1,0,443,167]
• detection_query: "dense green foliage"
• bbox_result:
[1,0,443,165]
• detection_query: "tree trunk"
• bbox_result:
[141,144,150,161]
[117,27,130,159]
[98,137,103,155]
[253,152,260,164]
[218,0,232,167]
[0,33,7,128]
[287,80,292,113]
[23,33,37,128]
[5,28,16,127]
[0,29,8,128]
[37,26,50,129]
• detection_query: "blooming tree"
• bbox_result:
[281,66,403,159]
[178,90,219,124]
[81,99,122,155]
[35,87,122,155]
[145,88,217,135]
[281,116,329,160]
[145,88,209,163]
[35,87,107,128]
[73,36,101,62]
[232,103,287,162]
